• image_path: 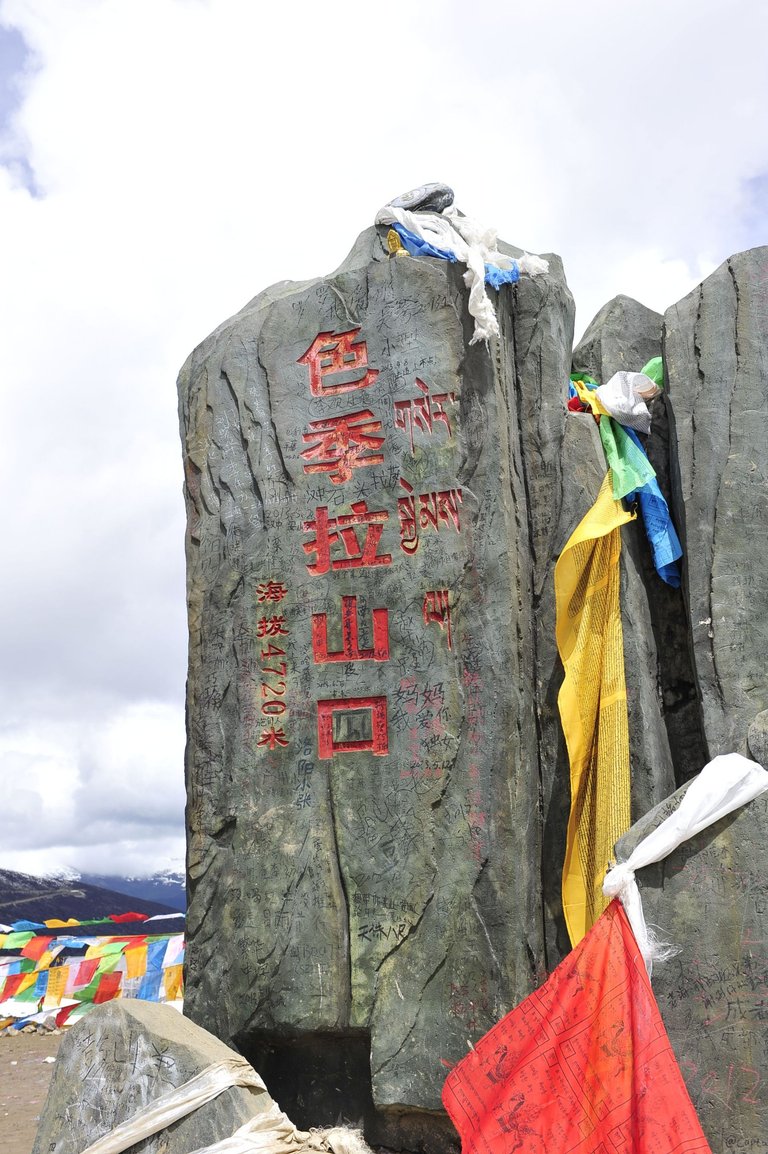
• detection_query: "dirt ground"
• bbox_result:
[0,1032,63,1154]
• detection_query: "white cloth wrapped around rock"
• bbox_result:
[375,201,548,345]
[594,370,661,434]
[188,1122,373,1154]
[603,752,768,977]
[77,1056,374,1154]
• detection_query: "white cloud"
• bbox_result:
[0,0,766,875]
[0,703,185,872]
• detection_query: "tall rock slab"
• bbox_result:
[572,293,663,383]
[572,294,706,788]
[616,779,768,1151]
[535,297,681,965]
[178,225,574,1143]
[665,247,768,756]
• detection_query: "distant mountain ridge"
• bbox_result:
[0,867,183,926]
[78,871,186,912]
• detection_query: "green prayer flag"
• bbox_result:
[3,932,34,949]
[599,418,657,499]
[641,356,664,389]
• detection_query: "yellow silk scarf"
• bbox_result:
[556,473,635,945]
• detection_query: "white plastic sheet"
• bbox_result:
[374,201,547,345]
[603,752,768,977]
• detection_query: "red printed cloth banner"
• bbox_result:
[93,971,122,1004]
[20,936,54,962]
[442,901,712,1154]
[0,973,25,1001]
[75,958,100,986]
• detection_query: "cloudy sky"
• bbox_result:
[1,0,766,878]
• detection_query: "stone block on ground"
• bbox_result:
[32,1001,276,1154]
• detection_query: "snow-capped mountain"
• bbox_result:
[41,868,186,912]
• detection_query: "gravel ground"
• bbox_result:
[0,1032,63,1154]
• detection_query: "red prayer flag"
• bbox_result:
[20,935,54,961]
[93,971,122,1004]
[55,1004,78,1028]
[1,973,25,1001]
[109,912,149,923]
[442,901,712,1154]
[75,958,100,987]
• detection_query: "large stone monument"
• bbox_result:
[178,196,768,1148]
[178,220,574,1146]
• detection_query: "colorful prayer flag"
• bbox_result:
[163,963,183,1001]
[443,901,712,1154]
[555,474,634,944]
[124,944,147,981]
[20,935,54,961]
[44,965,68,1007]
[93,971,122,1004]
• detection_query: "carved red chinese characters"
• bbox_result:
[298,329,379,396]
[312,596,390,663]
[300,410,385,484]
[317,696,389,758]
[302,502,392,575]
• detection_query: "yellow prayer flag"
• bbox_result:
[124,945,147,981]
[16,971,38,995]
[44,966,68,1007]
[573,378,610,416]
[163,964,183,1002]
[555,473,635,946]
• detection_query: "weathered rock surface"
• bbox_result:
[572,294,662,384]
[665,248,768,759]
[178,221,768,1148]
[533,297,684,964]
[32,1001,275,1154]
[616,780,768,1152]
[572,294,706,788]
[748,709,768,766]
[178,226,574,1139]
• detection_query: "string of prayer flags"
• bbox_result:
[443,901,712,1154]
[0,930,185,1027]
[5,911,183,933]
[568,364,682,586]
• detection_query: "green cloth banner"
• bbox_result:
[599,417,657,499]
